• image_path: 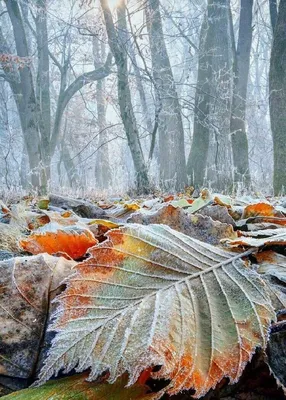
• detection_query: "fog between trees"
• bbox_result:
[0,0,285,195]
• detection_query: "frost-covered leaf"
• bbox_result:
[0,223,22,253]
[170,199,191,208]
[242,203,277,218]
[185,188,213,213]
[105,203,141,222]
[222,232,286,248]
[0,254,75,378]
[129,204,236,245]
[87,219,121,240]
[257,252,286,284]
[237,228,286,238]
[255,251,286,310]
[49,194,106,219]
[2,373,159,400]
[199,205,236,226]
[19,223,97,259]
[237,216,286,227]
[37,224,275,398]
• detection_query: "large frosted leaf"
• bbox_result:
[37,224,275,398]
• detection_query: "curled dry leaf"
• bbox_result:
[222,232,286,248]
[87,219,120,241]
[0,254,75,379]
[129,204,237,245]
[242,203,281,219]
[255,251,286,311]
[41,210,79,227]
[105,203,141,222]
[257,251,286,284]
[199,205,236,226]
[26,213,50,231]
[236,216,286,228]
[2,373,160,400]
[185,188,213,214]
[19,223,97,260]
[49,194,106,219]
[237,228,286,238]
[37,224,275,398]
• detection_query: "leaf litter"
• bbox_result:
[0,189,285,399]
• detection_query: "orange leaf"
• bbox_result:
[19,224,97,260]
[243,203,275,218]
[163,195,174,202]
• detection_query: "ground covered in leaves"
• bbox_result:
[0,190,285,399]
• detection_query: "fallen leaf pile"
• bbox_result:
[0,191,285,399]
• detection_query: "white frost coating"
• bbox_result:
[35,224,277,398]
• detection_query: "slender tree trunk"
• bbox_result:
[93,37,111,190]
[20,144,29,189]
[129,43,153,135]
[36,0,51,194]
[100,0,150,194]
[269,0,278,33]
[205,0,233,191]
[95,78,112,190]
[146,0,187,190]
[269,0,286,195]
[230,0,253,188]
[5,0,42,190]
[187,14,211,187]
[60,141,79,188]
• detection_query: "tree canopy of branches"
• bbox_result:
[0,0,284,195]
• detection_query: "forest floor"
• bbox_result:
[0,189,285,399]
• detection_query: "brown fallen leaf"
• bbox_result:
[199,205,236,226]
[41,210,79,227]
[129,204,237,245]
[221,232,286,248]
[49,194,106,219]
[87,219,120,241]
[237,228,286,238]
[0,254,75,379]
[237,216,286,227]
[19,223,97,260]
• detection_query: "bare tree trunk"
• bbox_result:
[95,78,112,190]
[230,0,253,188]
[20,145,29,190]
[60,141,79,188]
[36,0,51,194]
[269,0,278,33]
[4,0,42,190]
[100,0,150,194]
[146,0,187,190]
[129,43,153,135]
[187,14,211,187]
[205,0,233,191]
[269,0,286,195]
[93,37,112,190]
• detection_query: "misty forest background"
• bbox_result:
[0,0,285,197]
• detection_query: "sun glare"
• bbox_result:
[107,0,120,8]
